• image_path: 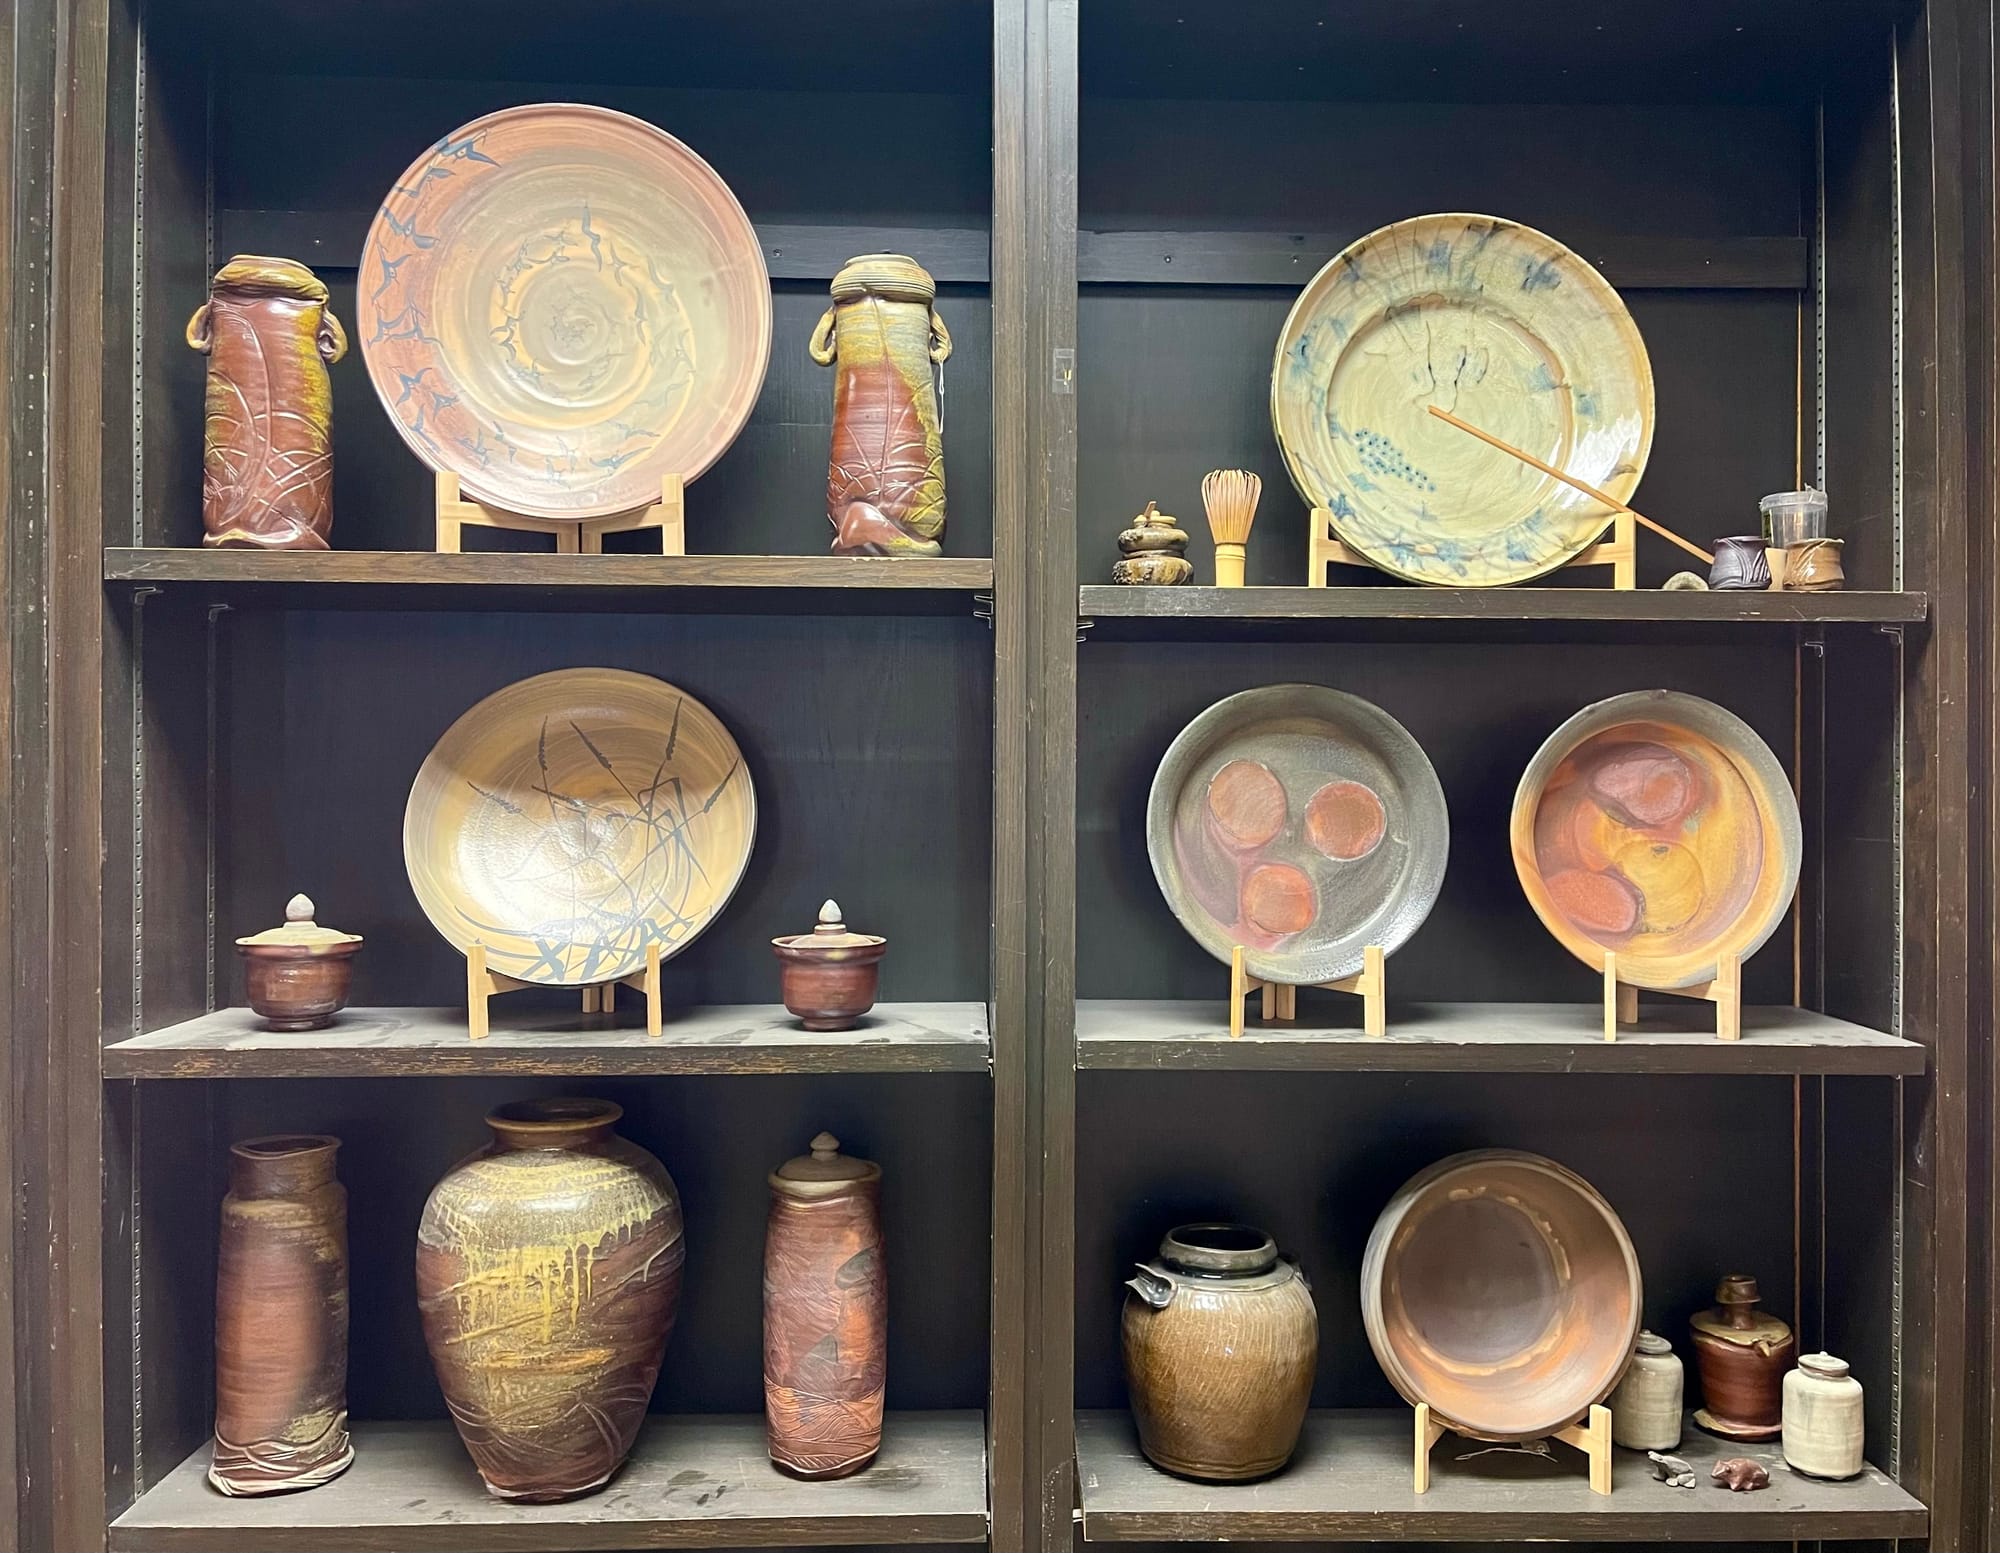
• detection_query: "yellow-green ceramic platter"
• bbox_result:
[1272,214,1654,587]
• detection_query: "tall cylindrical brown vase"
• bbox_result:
[764,1132,887,1478]
[210,1134,352,1496]
[416,1099,684,1502]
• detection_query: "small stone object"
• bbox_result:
[1712,1457,1771,1492]
[1663,570,1708,591]
[1648,1450,1696,1489]
[1113,502,1194,585]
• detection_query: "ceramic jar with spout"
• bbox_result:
[1113,502,1194,585]
[1121,1223,1316,1482]
[210,1135,352,1496]
[237,894,362,1030]
[1607,1329,1683,1450]
[1783,1352,1864,1479]
[1690,1274,1795,1441]
[416,1099,684,1501]
[765,1133,887,1479]
[773,901,887,1031]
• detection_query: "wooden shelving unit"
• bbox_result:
[115,1412,989,1551]
[1073,1411,1926,1544]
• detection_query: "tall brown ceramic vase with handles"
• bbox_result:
[764,1133,888,1478]
[416,1099,685,1501]
[210,1135,352,1496]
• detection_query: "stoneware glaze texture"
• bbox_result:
[1121,1225,1317,1482]
[1272,214,1653,586]
[1512,690,1801,990]
[1147,685,1448,985]
[763,1138,887,1478]
[211,1135,352,1496]
[1782,1353,1864,1479]
[1690,1274,1794,1441]
[416,1099,684,1501]
[186,256,347,549]
[404,668,755,988]
[771,904,887,1031]
[1607,1330,1684,1450]
[358,105,771,520]
[810,254,951,556]
[1361,1150,1641,1442]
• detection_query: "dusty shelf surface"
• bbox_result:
[113,1412,989,1551]
[1075,1409,1925,1543]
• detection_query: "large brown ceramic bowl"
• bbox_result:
[404,669,755,988]
[1511,689,1801,989]
[1361,1150,1641,1441]
[1146,685,1448,985]
[359,104,771,520]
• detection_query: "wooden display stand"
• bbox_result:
[1309,506,1637,590]
[465,941,663,1041]
[434,471,686,555]
[1602,950,1741,1041]
[1414,1401,1612,1496]
[1228,943,1386,1039]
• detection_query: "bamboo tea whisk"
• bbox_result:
[1202,469,1263,587]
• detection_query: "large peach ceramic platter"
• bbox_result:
[359,104,772,521]
[1511,689,1800,990]
[404,669,756,988]
[1272,214,1653,586]
[1146,685,1448,986]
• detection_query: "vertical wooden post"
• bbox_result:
[1412,1402,1446,1494]
[1229,945,1247,1039]
[467,943,489,1041]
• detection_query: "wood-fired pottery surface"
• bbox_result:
[1511,689,1801,990]
[359,105,771,520]
[404,668,755,988]
[1146,685,1448,985]
[416,1099,684,1501]
[764,1134,887,1478]
[1272,214,1654,586]
[236,893,362,1031]
[1122,1224,1317,1482]
[1361,1149,1641,1441]
[211,1135,352,1496]
[772,902,887,1031]
[1689,1273,1794,1441]
[187,256,347,549]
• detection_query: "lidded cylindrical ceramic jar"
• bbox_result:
[772,901,887,1031]
[236,893,362,1030]
[1783,1352,1864,1480]
[1121,1224,1317,1482]
[1690,1273,1795,1441]
[211,1134,352,1496]
[1607,1330,1684,1450]
[765,1132,887,1478]
[416,1099,684,1502]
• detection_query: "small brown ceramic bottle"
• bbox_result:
[1690,1274,1795,1441]
[765,1133,887,1478]
[211,1135,352,1496]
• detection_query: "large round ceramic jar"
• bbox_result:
[416,1099,684,1501]
[1120,1223,1317,1482]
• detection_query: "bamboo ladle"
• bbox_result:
[1424,404,1713,566]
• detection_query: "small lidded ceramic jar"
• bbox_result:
[236,894,361,1030]
[1608,1329,1684,1450]
[1783,1352,1864,1480]
[773,901,887,1031]
[1113,502,1194,586]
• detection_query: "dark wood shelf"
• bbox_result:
[1074,1410,1925,1544]
[103,549,995,614]
[1076,1001,1925,1075]
[1080,584,1928,631]
[112,1412,988,1551]
[103,1003,990,1079]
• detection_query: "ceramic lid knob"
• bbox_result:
[1799,1351,1851,1378]
[815,901,845,935]
[812,1131,841,1158]
[286,893,316,925]
[773,1130,881,1187]
[1635,1329,1672,1356]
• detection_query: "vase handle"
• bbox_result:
[1125,1265,1174,1309]
[808,306,838,366]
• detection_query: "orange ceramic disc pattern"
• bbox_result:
[1206,759,1288,849]
[1241,863,1318,937]
[1305,780,1388,861]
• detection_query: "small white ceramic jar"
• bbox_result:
[1608,1330,1683,1450]
[1783,1352,1864,1479]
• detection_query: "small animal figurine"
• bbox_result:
[1201,469,1262,587]
[1113,503,1193,585]
[1648,1451,1696,1489]
[1712,1457,1771,1492]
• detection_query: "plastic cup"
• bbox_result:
[1759,489,1828,547]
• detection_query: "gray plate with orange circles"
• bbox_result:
[1146,685,1449,986]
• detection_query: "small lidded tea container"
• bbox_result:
[1608,1330,1684,1450]
[1783,1352,1864,1480]
[773,901,887,1031]
[1113,502,1194,585]
[236,894,362,1030]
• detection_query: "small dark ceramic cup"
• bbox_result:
[1708,536,1772,591]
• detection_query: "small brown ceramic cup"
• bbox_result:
[1783,537,1845,591]
[772,902,887,1031]
[240,947,359,1030]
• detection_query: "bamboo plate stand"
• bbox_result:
[1414,1401,1613,1495]
[1309,506,1637,590]
[465,941,664,1041]
[434,471,687,555]
[1602,950,1742,1041]
[1228,943,1386,1039]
